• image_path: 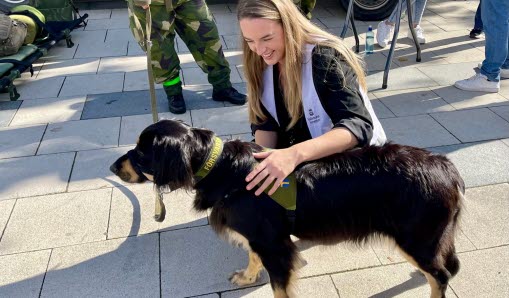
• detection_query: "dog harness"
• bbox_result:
[194,138,297,211]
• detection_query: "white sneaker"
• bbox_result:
[376,21,394,48]
[408,25,425,44]
[478,63,509,79]
[454,73,500,92]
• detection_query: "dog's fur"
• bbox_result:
[110,119,464,298]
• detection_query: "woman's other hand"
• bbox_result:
[246,148,300,196]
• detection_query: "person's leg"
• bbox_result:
[174,0,231,90]
[128,2,186,113]
[128,3,181,87]
[470,1,484,38]
[412,0,427,26]
[501,35,509,78]
[480,0,509,82]
[454,0,506,92]
[174,0,246,104]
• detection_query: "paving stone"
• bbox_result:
[223,275,339,298]
[418,61,479,86]
[0,199,15,236]
[191,106,250,136]
[119,112,191,146]
[490,105,509,122]
[74,40,128,59]
[367,67,438,92]
[502,138,509,147]
[37,58,100,79]
[10,96,86,126]
[80,9,111,19]
[364,52,398,72]
[431,86,509,110]
[0,101,21,127]
[373,87,454,116]
[68,146,134,192]
[40,42,77,61]
[331,262,457,298]
[81,89,170,119]
[294,240,380,277]
[160,226,269,297]
[71,29,107,44]
[450,246,509,298]
[179,85,225,111]
[59,73,124,97]
[182,67,243,86]
[127,41,145,56]
[0,77,65,101]
[98,56,146,73]
[105,28,136,44]
[222,35,241,50]
[499,79,509,99]
[38,117,120,154]
[85,18,129,30]
[391,47,450,68]
[431,141,509,188]
[110,8,128,19]
[0,152,74,200]
[0,124,46,159]
[380,114,460,148]
[0,250,51,298]
[0,188,111,255]
[42,234,159,297]
[231,133,252,142]
[370,98,396,119]
[460,184,509,249]
[108,185,208,239]
[430,108,509,142]
[215,23,240,35]
[123,70,165,92]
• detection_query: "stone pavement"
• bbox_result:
[0,0,508,297]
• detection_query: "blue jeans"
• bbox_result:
[474,1,482,30]
[388,0,427,25]
[480,0,509,82]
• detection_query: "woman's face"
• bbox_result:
[239,18,285,66]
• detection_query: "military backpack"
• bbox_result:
[0,13,27,56]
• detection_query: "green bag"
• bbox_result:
[29,0,76,22]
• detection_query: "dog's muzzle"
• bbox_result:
[127,149,153,180]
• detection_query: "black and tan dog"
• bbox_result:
[110,119,464,298]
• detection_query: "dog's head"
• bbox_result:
[109,119,214,191]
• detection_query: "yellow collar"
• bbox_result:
[194,137,223,182]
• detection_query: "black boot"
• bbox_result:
[212,87,247,105]
[167,93,186,114]
[469,28,482,39]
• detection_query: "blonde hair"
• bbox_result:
[237,0,366,129]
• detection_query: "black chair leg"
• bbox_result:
[340,0,354,39]
[383,0,405,89]
[406,0,422,62]
[351,13,360,53]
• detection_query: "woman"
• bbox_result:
[238,0,386,196]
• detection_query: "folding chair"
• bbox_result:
[340,0,422,89]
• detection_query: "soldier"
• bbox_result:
[128,0,246,114]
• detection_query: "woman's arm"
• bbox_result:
[254,130,278,148]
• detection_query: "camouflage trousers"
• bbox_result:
[293,0,317,19]
[128,0,231,95]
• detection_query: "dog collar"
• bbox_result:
[194,136,223,182]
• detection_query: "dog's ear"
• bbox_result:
[152,133,194,190]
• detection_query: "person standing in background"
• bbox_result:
[127,0,246,114]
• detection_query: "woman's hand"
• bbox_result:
[246,148,301,196]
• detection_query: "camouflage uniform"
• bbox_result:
[293,0,317,19]
[127,0,232,96]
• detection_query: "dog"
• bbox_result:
[110,119,464,298]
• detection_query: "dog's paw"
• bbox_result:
[229,269,259,286]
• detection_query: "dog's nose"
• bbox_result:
[109,163,119,175]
